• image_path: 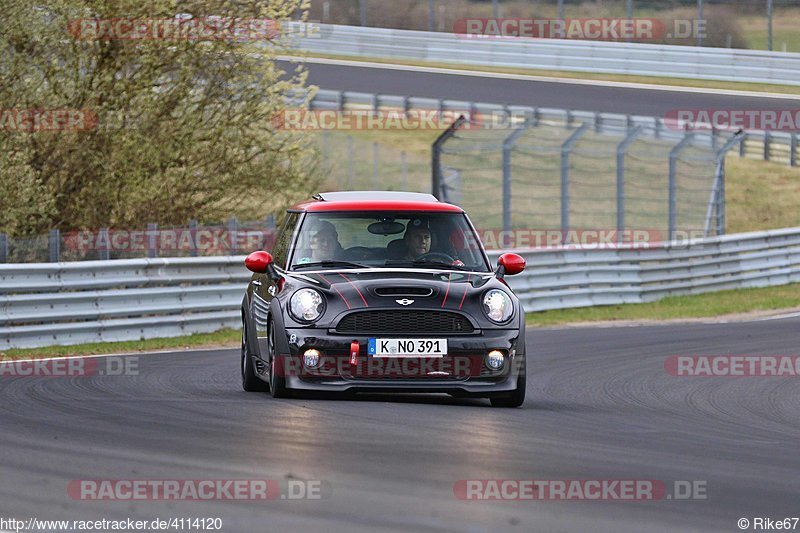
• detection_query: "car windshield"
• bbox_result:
[289,212,491,272]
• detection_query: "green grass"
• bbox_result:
[0,328,240,360]
[527,283,800,327]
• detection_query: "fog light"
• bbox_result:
[303,349,321,367]
[486,350,505,370]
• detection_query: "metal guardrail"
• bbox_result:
[2,227,799,349]
[0,257,247,349]
[309,89,798,167]
[289,23,800,86]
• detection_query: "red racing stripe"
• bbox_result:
[441,273,451,308]
[339,273,368,307]
[458,273,471,310]
[318,273,350,309]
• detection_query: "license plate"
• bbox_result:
[368,338,448,357]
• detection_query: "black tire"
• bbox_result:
[268,322,291,399]
[241,321,268,392]
[490,359,526,408]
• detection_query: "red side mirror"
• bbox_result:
[498,253,525,276]
[245,251,273,274]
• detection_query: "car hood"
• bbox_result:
[280,268,518,328]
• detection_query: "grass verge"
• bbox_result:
[527,283,800,327]
[0,328,240,360]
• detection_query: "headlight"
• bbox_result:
[290,288,325,322]
[482,289,513,323]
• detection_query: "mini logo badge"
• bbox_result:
[396,299,414,306]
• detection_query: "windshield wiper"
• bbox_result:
[291,260,369,270]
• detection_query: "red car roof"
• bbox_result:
[291,192,464,213]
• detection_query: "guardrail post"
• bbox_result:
[347,135,354,189]
[401,151,408,190]
[147,223,158,258]
[502,123,530,232]
[431,114,467,200]
[791,133,797,167]
[371,93,379,116]
[616,126,642,243]
[48,229,60,263]
[335,91,343,110]
[764,132,771,161]
[228,217,239,255]
[372,141,379,188]
[668,132,694,241]
[560,123,589,237]
[99,228,110,260]
[0,233,8,263]
[593,112,601,133]
[739,132,747,157]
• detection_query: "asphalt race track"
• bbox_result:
[2,317,799,532]
[283,59,800,116]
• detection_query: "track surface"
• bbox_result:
[2,317,799,532]
[287,59,800,115]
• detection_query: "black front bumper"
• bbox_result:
[278,327,524,394]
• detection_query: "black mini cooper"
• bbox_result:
[240,191,527,407]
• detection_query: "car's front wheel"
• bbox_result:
[241,320,268,392]
[268,322,291,399]
[489,359,526,408]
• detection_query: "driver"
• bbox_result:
[297,220,342,263]
[403,219,432,260]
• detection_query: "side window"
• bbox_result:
[270,212,300,269]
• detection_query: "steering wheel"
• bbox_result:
[415,252,455,263]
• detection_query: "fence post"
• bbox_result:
[99,228,110,260]
[616,126,642,243]
[697,0,704,47]
[431,115,467,200]
[502,123,529,233]
[668,132,694,241]
[0,233,7,263]
[560,123,589,238]
[48,229,60,263]
[228,217,239,255]
[147,223,158,258]
[705,132,744,237]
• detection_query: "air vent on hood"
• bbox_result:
[374,287,434,297]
